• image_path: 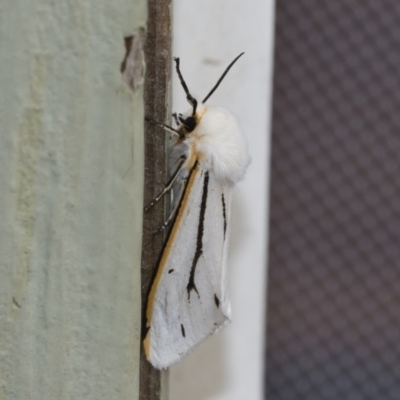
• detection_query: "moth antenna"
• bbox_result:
[202,52,245,104]
[173,57,198,116]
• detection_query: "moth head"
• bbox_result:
[174,53,244,135]
[179,115,197,133]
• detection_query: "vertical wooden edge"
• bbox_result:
[140,0,172,399]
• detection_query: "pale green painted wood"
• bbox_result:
[0,1,146,399]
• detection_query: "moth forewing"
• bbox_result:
[144,164,233,369]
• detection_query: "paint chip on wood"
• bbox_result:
[121,28,145,93]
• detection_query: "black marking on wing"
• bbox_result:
[221,192,227,239]
[181,324,186,337]
[214,294,220,308]
[187,171,209,300]
[168,269,174,274]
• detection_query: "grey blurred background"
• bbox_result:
[267,1,400,399]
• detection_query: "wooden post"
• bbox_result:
[140,0,172,399]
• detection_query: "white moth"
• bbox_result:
[144,53,250,369]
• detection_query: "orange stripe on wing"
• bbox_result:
[144,153,200,358]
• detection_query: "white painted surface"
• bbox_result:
[0,1,146,398]
[169,1,275,399]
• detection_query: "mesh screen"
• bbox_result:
[266,1,400,399]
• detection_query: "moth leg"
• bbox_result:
[172,112,179,126]
[154,200,180,235]
[144,156,187,212]
[173,57,198,116]
[145,116,184,138]
[154,171,187,235]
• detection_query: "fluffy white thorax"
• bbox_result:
[186,104,250,185]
